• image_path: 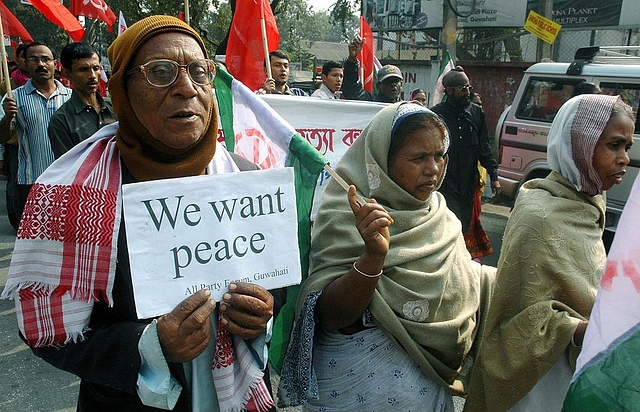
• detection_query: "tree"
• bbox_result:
[200,2,233,55]
[4,0,217,63]
[274,0,319,68]
[89,0,217,56]
[329,0,358,37]
[458,28,523,62]
[208,0,356,71]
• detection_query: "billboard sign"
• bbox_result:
[363,0,528,31]
[527,0,635,30]
[551,0,622,28]
[455,0,528,28]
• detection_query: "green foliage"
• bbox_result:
[273,0,316,69]
[198,2,232,54]
[329,0,358,38]
[4,0,216,62]
[90,0,216,56]
[3,0,522,67]
[273,0,357,69]
[4,0,358,69]
[458,28,523,62]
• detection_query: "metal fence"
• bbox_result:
[374,28,640,64]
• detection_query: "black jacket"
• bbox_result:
[341,59,400,103]
[431,101,499,230]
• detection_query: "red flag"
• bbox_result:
[70,0,116,33]
[29,0,84,42]
[0,3,34,43]
[358,16,374,93]
[226,0,280,91]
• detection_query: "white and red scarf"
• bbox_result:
[1,124,274,412]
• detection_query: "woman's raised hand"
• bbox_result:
[348,185,394,257]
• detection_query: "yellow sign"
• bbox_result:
[524,10,562,44]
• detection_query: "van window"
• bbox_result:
[600,82,640,134]
[515,78,581,122]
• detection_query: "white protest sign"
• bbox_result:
[122,168,301,319]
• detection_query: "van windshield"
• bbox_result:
[515,78,582,122]
[600,82,640,134]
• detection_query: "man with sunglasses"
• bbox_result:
[48,42,117,158]
[0,42,71,221]
[431,66,501,238]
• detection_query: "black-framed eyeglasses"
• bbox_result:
[449,84,473,92]
[126,59,216,88]
[27,56,54,64]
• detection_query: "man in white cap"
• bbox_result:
[341,35,403,103]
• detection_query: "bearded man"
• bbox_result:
[430,66,501,234]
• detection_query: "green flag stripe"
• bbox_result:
[213,66,236,152]
[269,134,327,372]
[563,325,640,412]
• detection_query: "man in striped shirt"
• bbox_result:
[0,42,71,221]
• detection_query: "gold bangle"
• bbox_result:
[353,261,383,278]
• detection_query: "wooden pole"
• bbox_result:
[323,164,365,207]
[260,1,272,79]
[0,16,13,98]
[443,0,457,64]
[184,0,190,25]
[260,18,272,79]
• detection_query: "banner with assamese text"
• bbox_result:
[254,96,387,218]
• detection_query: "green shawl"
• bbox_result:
[464,172,605,411]
[299,102,495,394]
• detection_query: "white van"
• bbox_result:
[495,46,640,246]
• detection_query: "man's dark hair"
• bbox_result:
[60,42,97,70]
[269,50,289,62]
[322,61,343,76]
[263,50,290,68]
[24,42,55,59]
[15,42,31,60]
[410,88,426,100]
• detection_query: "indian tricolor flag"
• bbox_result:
[214,67,327,372]
[431,50,455,106]
[563,174,640,411]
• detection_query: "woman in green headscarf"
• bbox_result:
[278,102,495,410]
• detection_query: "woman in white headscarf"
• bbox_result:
[464,94,635,412]
[278,102,496,410]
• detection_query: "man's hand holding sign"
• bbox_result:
[157,284,274,363]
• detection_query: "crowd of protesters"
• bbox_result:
[0,22,633,412]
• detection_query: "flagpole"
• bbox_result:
[358,19,364,85]
[0,15,12,99]
[260,2,272,79]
